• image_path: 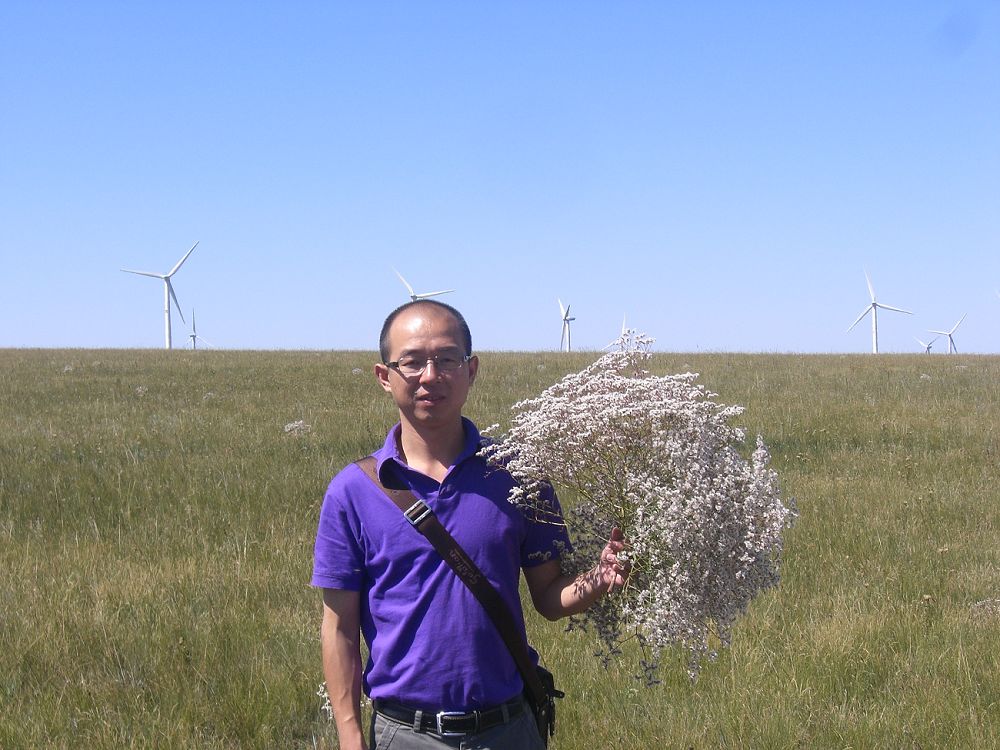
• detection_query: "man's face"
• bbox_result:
[374,306,478,430]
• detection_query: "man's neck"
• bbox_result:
[397,418,467,483]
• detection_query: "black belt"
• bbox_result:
[373,696,525,737]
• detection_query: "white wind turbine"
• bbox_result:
[558,298,575,352]
[121,241,200,349]
[846,270,913,354]
[602,314,632,351]
[187,309,214,350]
[914,336,938,354]
[929,313,967,354]
[393,268,454,301]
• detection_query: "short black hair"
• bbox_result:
[379,300,473,363]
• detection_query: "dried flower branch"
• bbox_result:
[316,682,333,721]
[482,331,796,680]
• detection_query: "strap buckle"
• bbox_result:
[404,499,433,527]
[436,710,475,737]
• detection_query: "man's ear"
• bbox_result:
[374,362,392,392]
[467,355,479,386]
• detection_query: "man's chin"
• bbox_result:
[410,404,459,425]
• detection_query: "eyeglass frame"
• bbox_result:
[383,353,474,378]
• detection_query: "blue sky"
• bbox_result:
[2,2,998,353]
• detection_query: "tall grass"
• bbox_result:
[2,349,998,748]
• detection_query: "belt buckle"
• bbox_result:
[436,710,474,737]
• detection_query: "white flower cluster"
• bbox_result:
[283,419,312,436]
[482,331,796,680]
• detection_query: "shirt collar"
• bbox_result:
[373,417,482,484]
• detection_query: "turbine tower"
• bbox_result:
[558,298,575,352]
[846,269,912,354]
[915,336,937,354]
[393,268,454,301]
[121,241,200,349]
[929,313,967,354]
[189,309,198,350]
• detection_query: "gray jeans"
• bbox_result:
[369,699,546,750]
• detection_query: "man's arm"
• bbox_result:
[321,588,367,750]
[523,528,628,621]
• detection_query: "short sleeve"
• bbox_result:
[311,470,366,590]
[519,483,573,569]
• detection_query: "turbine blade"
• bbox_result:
[847,305,872,332]
[417,289,454,298]
[950,313,967,333]
[863,269,875,302]
[876,303,913,315]
[167,241,200,277]
[167,280,186,324]
[121,269,164,279]
[928,329,948,336]
[558,298,566,318]
[393,268,416,296]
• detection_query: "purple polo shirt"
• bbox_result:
[311,418,570,711]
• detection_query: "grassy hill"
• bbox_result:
[2,349,998,748]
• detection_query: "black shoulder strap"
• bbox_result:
[354,456,549,710]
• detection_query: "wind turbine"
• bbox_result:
[187,309,214,350]
[929,313,966,354]
[121,241,200,349]
[558,298,575,352]
[915,336,938,354]
[846,270,913,354]
[393,268,454,301]
[602,313,631,351]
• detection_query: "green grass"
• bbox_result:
[2,349,998,748]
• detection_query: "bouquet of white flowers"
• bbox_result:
[481,332,796,680]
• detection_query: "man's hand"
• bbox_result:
[525,527,631,620]
[598,527,630,594]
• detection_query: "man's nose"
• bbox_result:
[418,359,441,382]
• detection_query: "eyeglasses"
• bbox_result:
[385,353,473,377]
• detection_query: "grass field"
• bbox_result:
[2,349,998,748]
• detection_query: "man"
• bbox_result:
[312,300,627,749]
